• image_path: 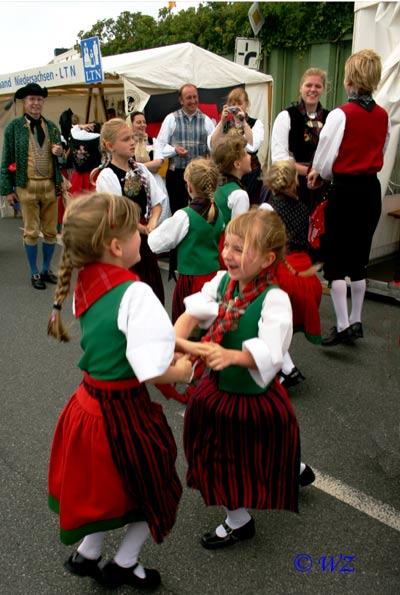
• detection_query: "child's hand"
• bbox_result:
[199,342,232,371]
[174,354,193,383]
[175,337,205,357]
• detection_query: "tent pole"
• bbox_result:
[85,87,93,123]
[99,85,108,121]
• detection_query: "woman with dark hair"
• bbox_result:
[271,68,329,213]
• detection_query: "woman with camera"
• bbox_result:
[210,87,264,203]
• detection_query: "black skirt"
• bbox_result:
[321,173,381,282]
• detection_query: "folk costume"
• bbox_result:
[271,100,329,212]
[267,193,322,344]
[183,271,300,514]
[0,83,62,286]
[48,262,182,546]
[148,199,224,322]
[69,125,101,196]
[222,115,264,204]
[313,95,389,283]
[157,108,215,213]
[96,160,166,304]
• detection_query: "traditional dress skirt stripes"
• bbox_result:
[184,372,300,512]
[321,173,381,282]
[276,252,322,344]
[132,232,165,305]
[48,373,182,545]
[172,272,218,323]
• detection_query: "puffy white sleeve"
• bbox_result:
[183,270,225,328]
[117,282,175,383]
[246,118,264,153]
[242,288,293,387]
[148,209,189,253]
[95,168,122,195]
[312,108,346,180]
[270,111,291,161]
[227,188,250,218]
[156,114,177,158]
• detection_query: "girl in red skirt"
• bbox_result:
[262,160,322,387]
[148,158,224,322]
[47,193,192,588]
[174,209,313,550]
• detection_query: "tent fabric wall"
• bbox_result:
[353,2,400,259]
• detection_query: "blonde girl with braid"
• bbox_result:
[92,118,167,304]
[47,193,192,590]
[148,157,224,322]
[261,160,322,388]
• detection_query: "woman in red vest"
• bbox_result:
[308,49,389,346]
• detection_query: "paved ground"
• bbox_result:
[0,216,399,594]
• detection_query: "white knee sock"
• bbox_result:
[215,507,251,537]
[282,352,295,375]
[349,279,366,324]
[330,280,349,331]
[77,531,105,560]
[114,521,150,578]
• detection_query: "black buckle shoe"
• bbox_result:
[350,322,363,339]
[64,551,101,578]
[100,561,161,590]
[201,517,255,550]
[321,326,355,346]
[41,270,58,284]
[299,464,316,487]
[31,273,46,290]
[279,367,305,388]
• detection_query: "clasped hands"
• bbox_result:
[175,338,233,372]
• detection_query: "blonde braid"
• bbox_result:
[47,249,74,342]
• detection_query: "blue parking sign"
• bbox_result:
[80,36,103,83]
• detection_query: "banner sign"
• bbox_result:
[0,60,84,95]
[80,36,104,83]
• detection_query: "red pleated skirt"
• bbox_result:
[276,252,322,343]
[184,372,300,512]
[48,373,182,545]
[172,272,218,323]
[70,171,95,196]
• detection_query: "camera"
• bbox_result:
[227,106,240,115]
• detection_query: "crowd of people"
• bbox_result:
[0,48,390,590]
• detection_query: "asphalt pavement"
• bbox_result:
[0,216,399,594]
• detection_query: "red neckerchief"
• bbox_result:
[74,262,139,318]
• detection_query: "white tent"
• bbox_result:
[0,42,272,163]
[353,2,400,260]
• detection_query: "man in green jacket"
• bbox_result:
[0,82,63,289]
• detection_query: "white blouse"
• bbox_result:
[183,271,293,387]
[96,162,167,207]
[270,110,292,162]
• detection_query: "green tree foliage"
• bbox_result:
[77,2,354,58]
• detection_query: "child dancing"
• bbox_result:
[175,209,314,550]
[94,118,166,304]
[47,193,192,589]
[148,157,224,322]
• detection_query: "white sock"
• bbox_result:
[215,507,251,537]
[77,531,105,560]
[349,279,366,324]
[330,280,349,332]
[300,462,306,475]
[114,521,150,578]
[282,352,295,375]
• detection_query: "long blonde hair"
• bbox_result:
[47,192,139,342]
[264,160,298,196]
[90,118,131,183]
[184,157,219,223]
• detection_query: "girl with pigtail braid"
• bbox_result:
[148,157,224,322]
[47,192,193,590]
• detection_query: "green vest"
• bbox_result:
[78,282,135,380]
[216,273,278,394]
[177,207,224,275]
[214,181,241,224]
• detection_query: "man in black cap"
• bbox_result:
[0,82,63,289]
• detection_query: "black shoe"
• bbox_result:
[299,464,316,487]
[350,322,363,339]
[201,517,255,550]
[64,551,101,578]
[31,273,46,290]
[100,561,161,590]
[321,326,355,346]
[41,270,58,284]
[279,367,305,388]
